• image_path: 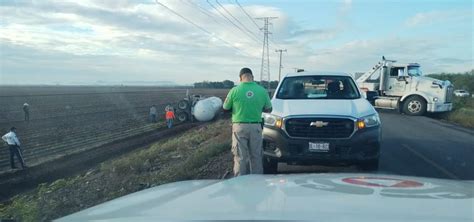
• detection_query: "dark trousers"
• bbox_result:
[9,145,25,169]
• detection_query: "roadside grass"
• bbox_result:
[443,97,474,128]
[444,108,474,128]
[0,119,232,222]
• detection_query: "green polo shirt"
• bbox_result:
[223,82,272,123]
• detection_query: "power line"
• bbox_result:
[233,0,282,49]
[186,0,262,48]
[181,0,223,25]
[234,0,279,47]
[154,0,253,57]
[267,20,283,50]
[206,0,260,44]
[215,0,260,40]
[234,0,261,30]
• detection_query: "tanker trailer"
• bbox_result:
[192,97,223,122]
[174,95,223,122]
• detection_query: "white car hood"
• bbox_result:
[57,173,474,221]
[271,98,376,118]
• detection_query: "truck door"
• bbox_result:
[386,67,408,95]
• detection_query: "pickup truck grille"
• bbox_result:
[446,85,454,103]
[285,118,354,138]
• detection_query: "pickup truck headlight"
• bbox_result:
[357,114,380,129]
[262,113,283,128]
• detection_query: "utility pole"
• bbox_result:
[256,17,277,91]
[275,49,287,82]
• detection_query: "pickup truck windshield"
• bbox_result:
[276,76,361,99]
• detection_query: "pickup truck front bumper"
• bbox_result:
[262,126,381,165]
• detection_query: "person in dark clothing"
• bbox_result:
[291,82,306,98]
[327,81,344,98]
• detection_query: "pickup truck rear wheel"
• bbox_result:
[403,96,426,116]
[263,158,278,174]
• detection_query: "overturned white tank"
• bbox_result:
[193,97,223,122]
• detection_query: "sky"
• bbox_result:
[0,0,472,85]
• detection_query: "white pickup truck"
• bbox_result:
[262,71,381,173]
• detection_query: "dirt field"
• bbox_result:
[0,119,233,221]
[0,123,202,201]
[0,86,233,221]
[0,86,228,170]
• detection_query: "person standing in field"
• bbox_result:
[2,127,26,170]
[165,107,176,128]
[223,67,272,176]
[23,103,30,122]
[149,105,157,123]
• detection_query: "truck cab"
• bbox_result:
[357,58,454,115]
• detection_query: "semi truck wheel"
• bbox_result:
[403,96,426,116]
[176,111,189,122]
[177,100,189,110]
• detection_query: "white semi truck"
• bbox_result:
[356,57,454,116]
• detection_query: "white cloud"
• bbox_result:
[340,0,352,15]
[0,1,471,85]
[295,37,472,74]
[405,10,471,27]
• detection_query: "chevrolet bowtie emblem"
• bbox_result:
[310,121,329,127]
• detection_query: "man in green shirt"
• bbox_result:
[223,68,272,176]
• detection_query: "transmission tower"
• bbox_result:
[256,17,277,91]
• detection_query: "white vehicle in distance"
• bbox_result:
[262,71,381,173]
[454,90,470,97]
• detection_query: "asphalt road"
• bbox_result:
[279,110,474,180]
